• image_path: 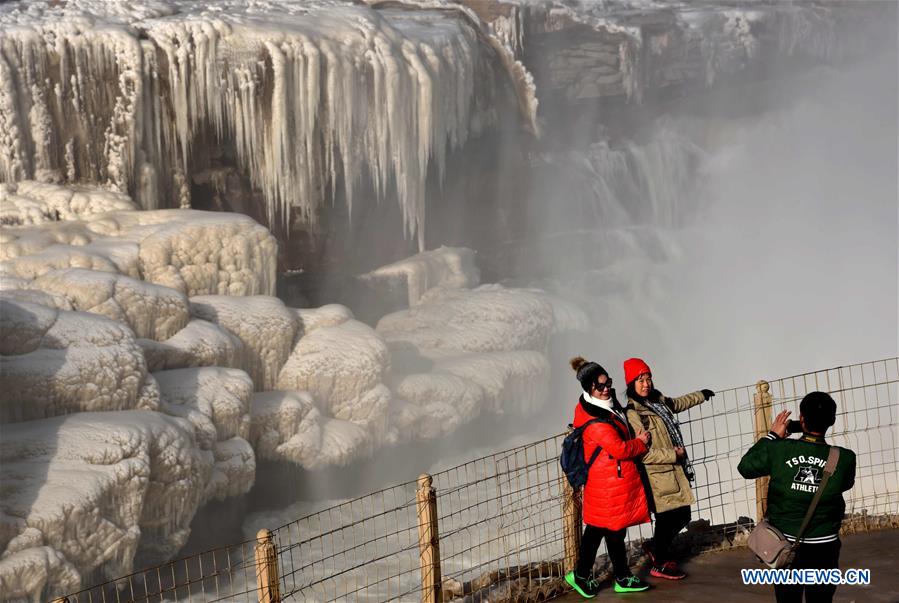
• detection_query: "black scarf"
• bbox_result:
[628,386,694,482]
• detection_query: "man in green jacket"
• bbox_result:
[738,391,856,603]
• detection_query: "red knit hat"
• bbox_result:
[623,358,651,385]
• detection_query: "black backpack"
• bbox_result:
[560,417,611,488]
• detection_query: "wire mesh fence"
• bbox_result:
[272,481,422,602]
[61,538,263,603]
[60,358,898,603]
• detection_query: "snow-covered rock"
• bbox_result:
[377,284,557,353]
[0,411,208,597]
[153,367,253,447]
[293,304,354,340]
[0,181,136,226]
[30,268,189,340]
[0,297,58,355]
[1,207,277,297]
[250,390,324,469]
[278,320,391,437]
[360,246,480,307]
[249,390,376,469]
[191,296,298,391]
[138,319,244,373]
[524,289,591,333]
[0,547,81,603]
[0,301,159,423]
[206,437,256,503]
[431,350,551,416]
[135,211,277,297]
[391,372,485,441]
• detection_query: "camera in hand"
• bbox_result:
[786,420,803,434]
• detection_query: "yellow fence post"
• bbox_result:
[561,427,582,574]
[416,473,442,603]
[255,529,281,603]
[753,380,774,522]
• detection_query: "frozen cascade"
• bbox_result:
[0,0,531,249]
[536,125,705,230]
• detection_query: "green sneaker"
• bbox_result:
[614,575,650,593]
[565,571,599,598]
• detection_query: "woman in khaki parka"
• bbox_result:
[623,357,715,581]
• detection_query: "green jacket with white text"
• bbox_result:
[738,433,856,542]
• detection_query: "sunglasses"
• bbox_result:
[595,379,613,391]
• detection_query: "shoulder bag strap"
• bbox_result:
[795,447,840,542]
[581,418,604,469]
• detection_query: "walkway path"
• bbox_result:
[553,529,898,603]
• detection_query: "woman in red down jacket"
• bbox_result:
[564,357,652,599]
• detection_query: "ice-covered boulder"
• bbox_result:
[277,320,391,440]
[430,350,551,415]
[293,304,354,340]
[0,546,81,603]
[250,391,324,469]
[389,349,550,442]
[525,289,591,333]
[0,300,159,423]
[0,181,136,226]
[153,367,253,447]
[30,268,189,340]
[152,367,255,502]
[134,211,277,297]
[191,296,298,391]
[206,437,256,503]
[139,319,244,373]
[0,411,209,598]
[0,243,125,282]
[249,391,378,469]
[1,206,278,297]
[360,246,480,307]
[0,286,73,312]
[377,284,557,353]
[0,297,58,355]
[391,372,485,441]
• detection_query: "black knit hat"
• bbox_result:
[569,356,609,392]
[799,391,837,432]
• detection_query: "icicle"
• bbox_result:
[0,4,518,247]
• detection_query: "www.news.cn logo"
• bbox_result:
[741,568,871,586]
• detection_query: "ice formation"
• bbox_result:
[0,181,136,226]
[29,268,189,340]
[0,411,208,597]
[377,284,558,353]
[139,318,245,373]
[153,367,253,450]
[0,203,277,296]
[294,304,355,337]
[0,0,536,249]
[190,296,298,391]
[0,299,159,423]
[0,174,589,598]
[277,320,392,446]
[360,245,480,307]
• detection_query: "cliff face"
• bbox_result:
[469,0,889,105]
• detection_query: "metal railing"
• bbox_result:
[57,357,898,603]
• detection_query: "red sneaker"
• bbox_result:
[650,561,686,580]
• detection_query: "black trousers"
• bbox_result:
[652,505,691,562]
[576,524,629,579]
[774,539,841,603]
